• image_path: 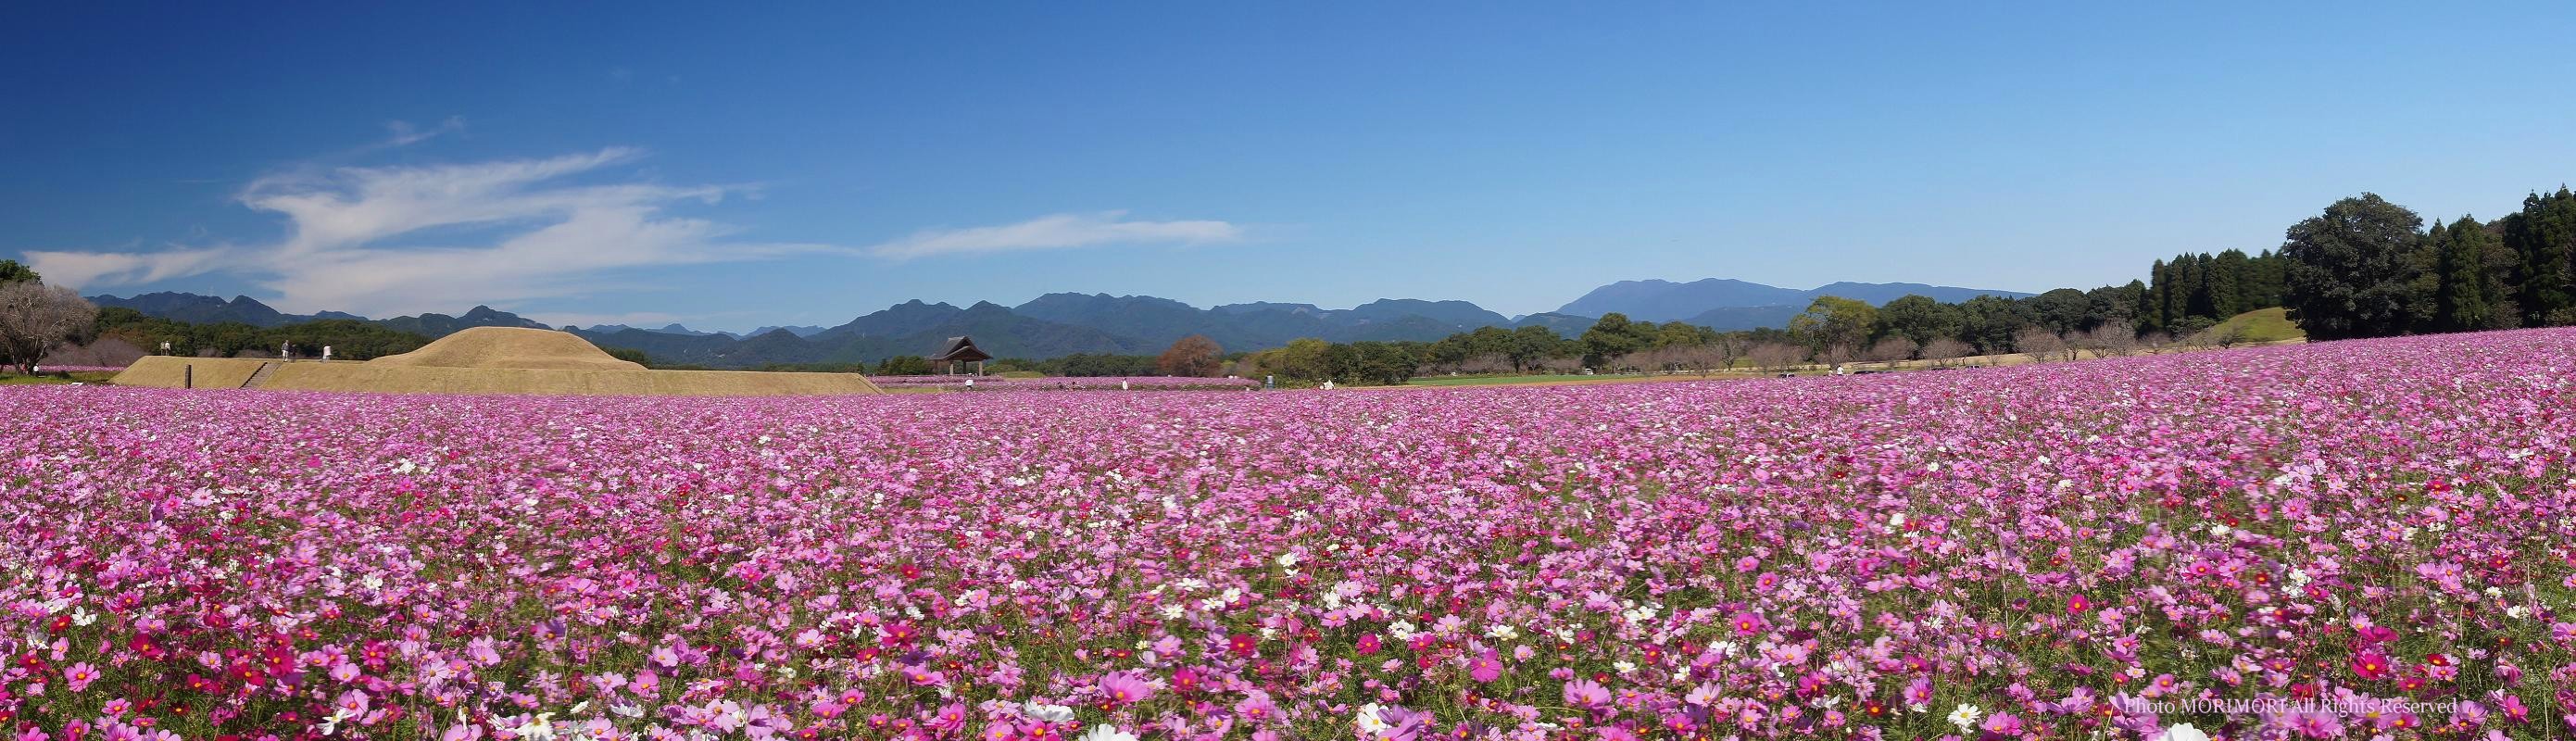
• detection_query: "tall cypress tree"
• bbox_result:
[2209,249,2248,319]
[2506,187,2576,325]
[2252,250,2288,308]
[2432,216,2497,332]
[2167,254,2200,325]
[2143,259,2170,332]
[2474,220,2521,328]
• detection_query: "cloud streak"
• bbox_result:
[21,140,1242,319]
[25,147,833,317]
[868,211,1243,259]
[382,116,466,147]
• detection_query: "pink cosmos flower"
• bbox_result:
[1468,649,1502,683]
[1730,611,1766,636]
[1098,671,1154,706]
[1564,679,1610,707]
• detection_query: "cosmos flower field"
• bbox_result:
[6,330,2574,741]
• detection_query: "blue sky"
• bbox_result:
[6,3,2572,331]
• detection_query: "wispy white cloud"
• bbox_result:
[27,147,834,317]
[17,246,229,287]
[20,137,1241,319]
[868,211,1244,259]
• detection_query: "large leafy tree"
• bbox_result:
[1953,295,2031,354]
[1875,295,1962,348]
[1787,296,1875,355]
[2027,288,2093,334]
[1650,320,1716,349]
[2281,194,2427,340]
[1577,312,1652,364]
[1276,338,1335,381]
[1336,341,1419,384]
[1506,325,1566,372]
[1153,334,1225,377]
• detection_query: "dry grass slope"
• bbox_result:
[108,358,273,389]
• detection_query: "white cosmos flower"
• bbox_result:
[1947,704,1981,730]
[1080,725,1139,741]
[2157,723,2209,741]
[1354,704,1389,735]
[514,713,557,741]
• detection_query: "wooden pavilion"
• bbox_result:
[930,335,992,375]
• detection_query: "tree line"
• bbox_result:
[2280,188,2576,339]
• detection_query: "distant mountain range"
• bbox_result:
[91,277,2029,368]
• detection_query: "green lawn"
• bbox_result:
[0,371,117,386]
[2205,307,2305,343]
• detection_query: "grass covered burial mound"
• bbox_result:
[371,326,647,370]
[111,327,881,396]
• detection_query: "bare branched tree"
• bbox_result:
[1746,342,1806,371]
[2195,322,2248,348]
[1917,337,1973,367]
[0,283,98,373]
[1458,353,1514,374]
[1864,337,1916,363]
[1670,345,1730,376]
[2014,326,2070,363]
[2076,320,2140,358]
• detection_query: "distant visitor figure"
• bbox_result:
[929,335,991,375]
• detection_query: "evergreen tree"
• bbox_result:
[2431,216,2498,332]
[2243,250,2286,309]
[2142,259,2170,333]
[2504,187,2576,325]
[2187,254,2218,320]
[2208,250,2248,319]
